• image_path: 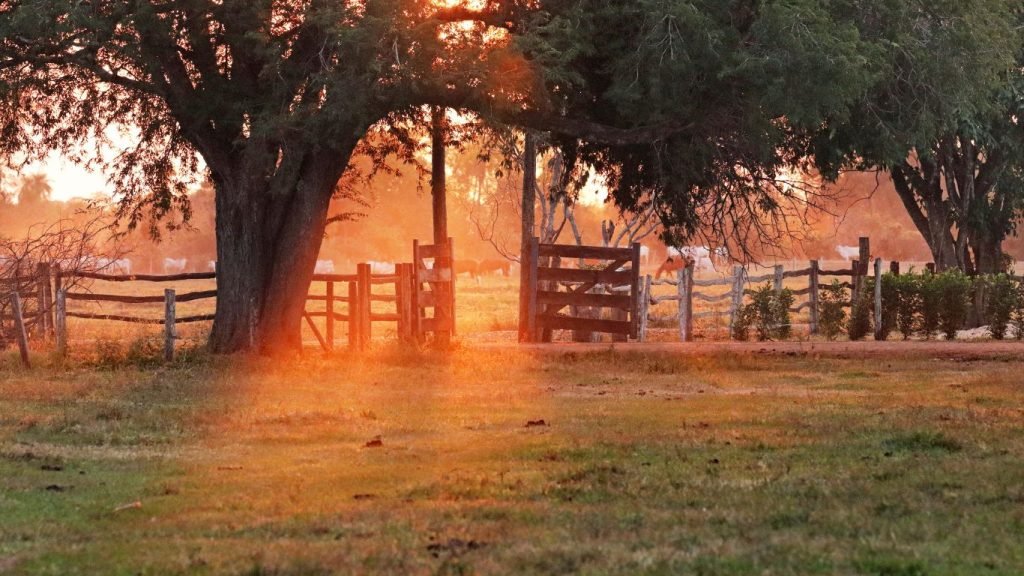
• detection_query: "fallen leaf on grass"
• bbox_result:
[525,420,548,428]
[43,484,70,492]
[364,436,384,448]
[114,501,142,513]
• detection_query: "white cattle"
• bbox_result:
[835,245,860,261]
[368,260,395,275]
[314,259,335,274]
[163,258,187,274]
[639,245,650,265]
[98,257,132,275]
[667,246,715,271]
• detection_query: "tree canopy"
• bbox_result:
[1,0,1016,351]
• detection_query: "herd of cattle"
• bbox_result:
[82,244,865,279]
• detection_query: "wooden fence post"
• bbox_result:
[55,289,67,358]
[11,292,30,368]
[325,280,335,351]
[874,258,884,341]
[36,262,50,337]
[358,263,372,347]
[809,260,820,336]
[638,275,652,342]
[729,265,745,337]
[773,265,784,294]
[858,237,870,277]
[448,238,456,339]
[680,266,694,342]
[851,259,860,298]
[348,281,360,350]
[164,289,176,361]
[525,237,539,342]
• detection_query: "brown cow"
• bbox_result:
[655,256,695,279]
[455,259,480,279]
[478,259,512,277]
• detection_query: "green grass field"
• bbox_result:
[2,345,1023,575]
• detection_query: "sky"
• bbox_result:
[28,154,110,202]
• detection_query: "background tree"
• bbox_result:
[809,0,1022,274]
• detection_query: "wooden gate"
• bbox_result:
[523,239,641,342]
[412,238,455,342]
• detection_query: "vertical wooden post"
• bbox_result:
[11,292,30,368]
[773,265,784,293]
[347,281,360,350]
[851,259,860,297]
[164,289,176,362]
[874,258,884,341]
[525,237,539,342]
[395,265,406,341]
[680,266,694,342]
[809,260,820,336]
[36,262,49,337]
[358,263,372,347]
[858,237,870,277]
[53,266,62,337]
[729,265,745,337]
[401,264,413,340]
[325,280,335,351]
[447,238,456,339]
[639,275,652,342]
[55,289,67,358]
[626,242,641,340]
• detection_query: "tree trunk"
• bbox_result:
[208,146,353,355]
[518,132,537,342]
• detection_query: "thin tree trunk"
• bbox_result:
[518,132,537,342]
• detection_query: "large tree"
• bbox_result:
[809,0,1022,273]
[0,0,990,352]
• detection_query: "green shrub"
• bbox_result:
[733,284,794,341]
[918,272,943,339]
[935,270,972,340]
[892,273,921,340]
[866,274,900,340]
[818,281,848,341]
[847,287,873,341]
[982,274,1020,340]
[1013,283,1024,340]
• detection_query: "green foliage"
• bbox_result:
[733,284,794,342]
[918,273,943,340]
[847,287,873,342]
[818,281,848,341]
[891,274,922,340]
[934,270,973,340]
[982,274,1020,340]
[1014,283,1024,341]
[866,274,899,341]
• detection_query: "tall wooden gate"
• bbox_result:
[412,238,456,342]
[523,239,641,342]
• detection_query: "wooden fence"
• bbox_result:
[523,239,641,342]
[641,261,857,341]
[15,239,457,361]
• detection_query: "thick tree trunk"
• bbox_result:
[891,165,960,271]
[208,145,353,355]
